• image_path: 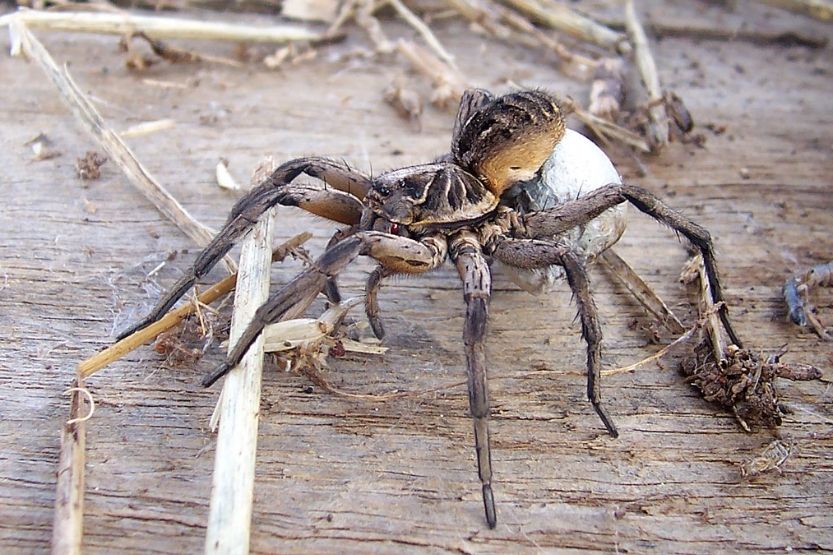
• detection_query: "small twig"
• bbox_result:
[600,18,828,49]
[489,0,600,75]
[388,0,459,71]
[497,0,629,53]
[602,323,700,377]
[599,248,686,334]
[699,255,726,363]
[51,378,88,555]
[120,119,176,139]
[205,209,275,554]
[327,0,359,36]
[756,0,833,21]
[125,30,244,68]
[355,0,395,53]
[76,232,312,378]
[602,300,729,377]
[446,0,599,80]
[8,21,236,273]
[353,0,467,109]
[442,0,517,41]
[686,253,727,363]
[396,39,468,108]
[624,0,669,153]
[561,97,652,153]
[587,57,625,121]
[0,9,321,43]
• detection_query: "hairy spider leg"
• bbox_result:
[451,88,495,147]
[521,183,742,348]
[363,87,491,339]
[323,225,361,304]
[451,231,497,528]
[202,231,448,387]
[492,239,618,437]
[365,265,395,339]
[116,157,370,340]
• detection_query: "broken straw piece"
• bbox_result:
[261,297,364,352]
[216,159,241,191]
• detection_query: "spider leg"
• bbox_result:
[451,88,495,147]
[323,225,360,304]
[521,183,742,348]
[365,265,394,339]
[116,158,369,340]
[450,232,496,528]
[202,231,447,387]
[493,239,618,437]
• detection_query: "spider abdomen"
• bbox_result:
[454,90,566,197]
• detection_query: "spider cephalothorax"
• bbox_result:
[365,162,497,230]
[117,88,741,528]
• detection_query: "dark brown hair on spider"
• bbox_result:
[118,88,741,529]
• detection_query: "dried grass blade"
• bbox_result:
[51,378,87,555]
[8,20,236,273]
[1,9,321,43]
[599,248,685,334]
[624,0,669,152]
[205,209,275,553]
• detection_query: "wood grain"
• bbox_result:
[1,2,831,553]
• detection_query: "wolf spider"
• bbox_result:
[119,89,742,528]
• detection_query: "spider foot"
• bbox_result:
[366,265,392,340]
[202,362,231,388]
[593,403,619,438]
[482,483,496,529]
[368,314,385,340]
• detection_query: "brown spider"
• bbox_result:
[119,89,742,528]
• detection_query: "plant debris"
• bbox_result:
[215,158,242,191]
[153,318,209,368]
[119,30,243,70]
[75,151,107,180]
[784,260,833,340]
[153,301,230,368]
[25,132,61,161]
[740,438,794,479]
[680,342,823,431]
[588,57,625,121]
[282,0,341,23]
[263,42,318,69]
[384,75,423,130]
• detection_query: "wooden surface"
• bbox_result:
[1,2,832,553]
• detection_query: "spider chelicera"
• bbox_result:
[118,88,741,528]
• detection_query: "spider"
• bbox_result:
[118,89,742,528]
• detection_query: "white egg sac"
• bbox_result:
[498,128,628,294]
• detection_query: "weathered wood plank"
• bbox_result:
[1,2,831,553]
